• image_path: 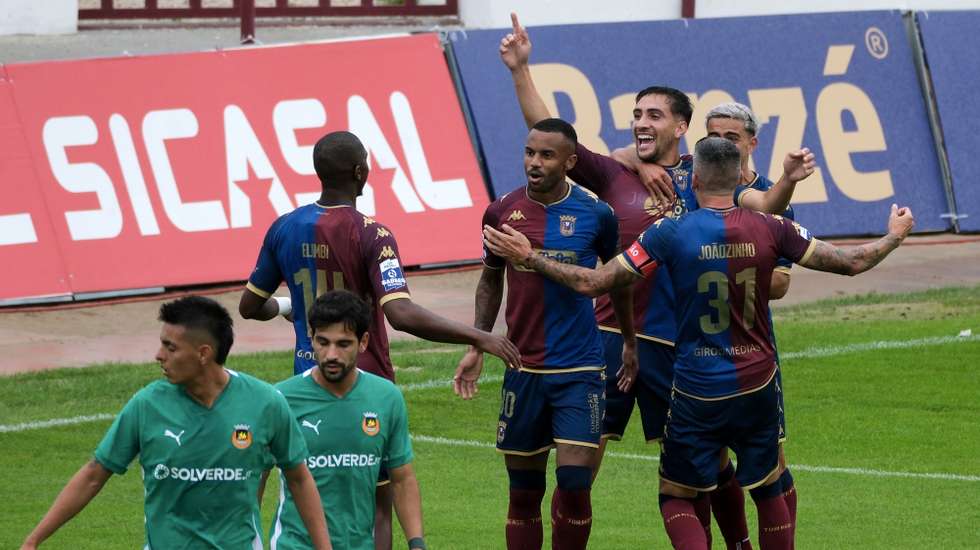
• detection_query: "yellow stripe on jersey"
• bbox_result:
[496,444,555,456]
[518,365,605,374]
[673,368,777,402]
[553,438,600,449]
[616,254,642,276]
[798,238,818,265]
[774,266,793,275]
[378,292,411,307]
[597,325,675,347]
[245,281,272,299]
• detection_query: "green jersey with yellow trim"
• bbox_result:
[270,369,413,550]
[94,369,308,550]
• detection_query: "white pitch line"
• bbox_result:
[0,413,115,433]
[409,434,980,483]
[781,334,979,361]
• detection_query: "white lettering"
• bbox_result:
[390,92,472,210]
[143,109,229,232]
[0,213,38,246]
[224,105,294,228]
[42,116,123,241]
[272,98,325,207]
[108,114,160,236]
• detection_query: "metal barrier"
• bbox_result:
[78,0,458,20]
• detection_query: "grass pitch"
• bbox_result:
[1,286,978,548]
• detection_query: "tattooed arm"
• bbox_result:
[799,204,914,275]
[453,266,505,399]
[483,224,641,297]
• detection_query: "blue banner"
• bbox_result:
[917,11,980,232]
[449,11,949,236]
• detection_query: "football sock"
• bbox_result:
[660,494,709,550]
[750,483,793,550]
[551,466,592,550]
[694,491,713,548]
[711,460,753,549]
[506,468,546,550]
[779,469,797,543]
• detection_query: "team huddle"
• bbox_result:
[21,13,914,550]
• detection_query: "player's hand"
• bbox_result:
[611,146,674,206]
[617,338,638,393]
[483,224,533,266]
[499,12,531,71]
[453,348,485,400]
[887,203,914,240]
[475,332,522,371]
[782,147,816,184]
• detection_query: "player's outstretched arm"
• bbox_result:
[21,460,112,549]
[384,298,521,369]
[483,224,640,297]
[500,12,552,129]
[283,463,333,550]
[390,463,425,548]
[800,204,914,276]
[741,148,815,214]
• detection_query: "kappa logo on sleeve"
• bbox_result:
[379,258,407,291]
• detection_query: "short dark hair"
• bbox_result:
[635,86,693,125]
[694,136,742,192]
[158,296,234,365]
[313,131,367,185]
[308,290,372,340]
[531,118,578,147]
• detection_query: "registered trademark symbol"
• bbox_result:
[865,27,888,59]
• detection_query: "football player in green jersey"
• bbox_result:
[264,290,425,550]
[21,296,332,550]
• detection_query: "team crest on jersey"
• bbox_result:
[362,412,380,436]
[507,210,526,222]
[378,246,396,260]
[643,196,670,218]
[231,424,252,449]
[672,169,689,191]
[376,227,391,239]
[559,215,576,237]
[497,421,507,444]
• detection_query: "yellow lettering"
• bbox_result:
[815,82,893,201]
[609,93,635,131]
[529,63,609,154]
[747,87,830,203]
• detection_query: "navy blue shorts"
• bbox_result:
[496,368,605,455]
[660,375,781,491]
[601,331,674,442]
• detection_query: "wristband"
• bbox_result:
[408,537,427,549]
[273,296,292,317]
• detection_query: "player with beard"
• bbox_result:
[239,131,520,550]
[454,118,633,550]
[264,290,425,550]
[499,13,814,549]
[482,136,914,550]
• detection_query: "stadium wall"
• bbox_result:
[0,0,77,36]
[449,11,950,238]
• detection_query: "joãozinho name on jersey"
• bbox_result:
[697,242,756,261]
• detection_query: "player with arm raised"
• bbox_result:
[239,131,520,550]
[483,137,914,550]
[265,290,425,550]
[705,101,803,537]
[500,14,814,548]
[21,296,330,550]
[455,118,632,550]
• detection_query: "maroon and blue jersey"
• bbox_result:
[569,144,749,346]
[748,172,796,273]
[618,207,816,399]
[247,204,411,379]
[483,184,618,372]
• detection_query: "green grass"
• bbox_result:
[2,286,979,548]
